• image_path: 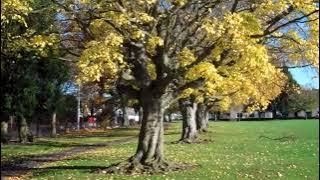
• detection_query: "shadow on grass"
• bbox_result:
[28,165,109,178]
[36,165,107,170]
[59,129,139,139]
[1,137,137,174]
[2,140,123,149]
[2,165,108,177]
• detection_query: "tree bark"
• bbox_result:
[51,112,57,137]
[1,121,9,144]
[36,117,40,137]
[168,113,172,122]
[105,92,172,173]
[122,107,130,127]
[179,100,198,143]
[196,103,209,133]
[9,116,14,130]
[133,96,165,165]
[18,116,28,143]
[120,95,130,127]
[138,107,143,125]
[164,113,169,122]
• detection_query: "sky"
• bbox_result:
[289,67,319,89]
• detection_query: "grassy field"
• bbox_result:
[2,120,319,179]
[1,128,139,161]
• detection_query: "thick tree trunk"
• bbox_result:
[51,112,57,137]
[18,116,28,143]
[179,100,198,143]
[104,93,172,173]
[196,103,209,133]
[134,97,164,164]
[1,121,9,144]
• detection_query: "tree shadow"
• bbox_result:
[37,165,107,170]
[59,129,139,139]
[1,137,137,173]
[2,165,108,177]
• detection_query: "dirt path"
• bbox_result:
[1,136,136,179]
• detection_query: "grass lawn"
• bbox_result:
[2,120,318,179]
[1,128,139,161]
[23,120,318,180]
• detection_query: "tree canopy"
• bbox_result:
[1,0,319,173]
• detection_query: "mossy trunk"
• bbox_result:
[179,100,198,143]
[51,112,57,137]
[196,103,209,133]
[1,121,9,144]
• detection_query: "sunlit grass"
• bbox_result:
[25,120,319,180]
[1,128,139,161]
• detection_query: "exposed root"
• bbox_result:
[195,138,214,144]
[172,137,214,144]
[259,135,296,142]
[197,129,208,133]
[176,138,196,144]
[94,157,194,175]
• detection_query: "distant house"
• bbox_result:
[115,108,139,122]
[218,105,319,120]
[219,105,274,120]
[312,107,319,118]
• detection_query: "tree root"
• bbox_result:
[259,135,296,142]
[94,157,194,175]
[197,129,208,133]
[172,138,214,144]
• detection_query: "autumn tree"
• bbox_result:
[35,58,70,137]
[54,0,319,173]
[288,88,319,117]
[266,67,300,117]
[1,0,63,142]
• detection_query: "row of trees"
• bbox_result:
[1,0,74,143]
[267,68,319,118]
[1,0,319,174]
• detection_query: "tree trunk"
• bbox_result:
[138,108,143,125]
[1,121,9,144]
[18,116,28,143]
[168,113,172,122]
[164,113,169,122]
[51,112,57,137]
[36,117,40,137]
[122,107,130,127]
[9,116,14,130]
[179,100,198,143]
[196,103,209,133]
[105,93,172,173]
[134,97,164,164]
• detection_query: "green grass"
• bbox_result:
[1,128,139,161]
[23,120,319,180]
